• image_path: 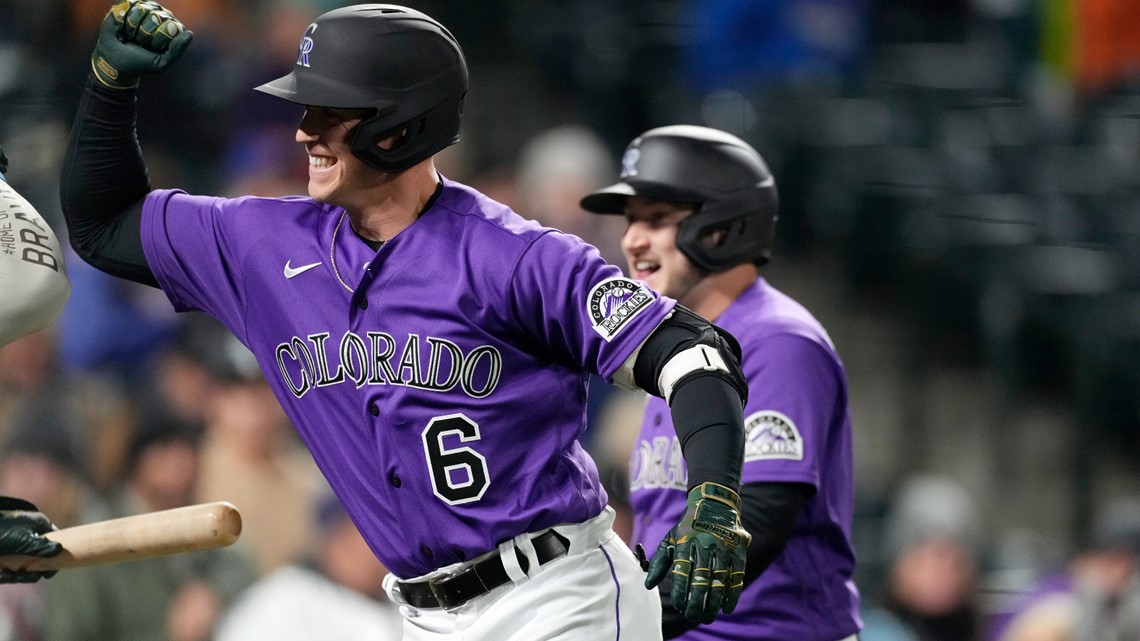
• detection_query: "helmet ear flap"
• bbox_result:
[349,99,463,172]
[676,189,778,271]
[583,126,779,267]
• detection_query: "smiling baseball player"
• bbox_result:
[59,2,753,639]
[583,126,863,641]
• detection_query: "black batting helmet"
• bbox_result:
[581,125,778,271]
[255,4,468,173]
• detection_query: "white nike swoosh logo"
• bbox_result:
[284,260,322,279]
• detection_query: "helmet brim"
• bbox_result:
[580,181,705,214]
[254,71,392,110]
[579,182,636,214]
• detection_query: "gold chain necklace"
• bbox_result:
[330,211,354,293]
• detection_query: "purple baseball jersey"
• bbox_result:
[629,279,861,641]
[140,177,676,579]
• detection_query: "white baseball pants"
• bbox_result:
[384,506,663,641]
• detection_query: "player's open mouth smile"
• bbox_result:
[308,155,337,169]
[632,260,659,280]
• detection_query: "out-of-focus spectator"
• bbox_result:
[0,329,62,432]
[0,324,136,495]
[133,313,234,430]
[987,573,1079,641]
[43,412,257,641]
[862,475,985,641]
[193,325,325,576]
[986,496,1140,641]
[0,391,109,529]
[0,399,109,641]
[1069,496,1140,641]
[56,249,180,382]
[514,124,623,264]
[214,492,402,641]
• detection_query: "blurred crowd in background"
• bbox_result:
[1,0,1139,639]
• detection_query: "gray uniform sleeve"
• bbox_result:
[0,179,70,345]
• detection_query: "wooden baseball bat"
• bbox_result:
[0,501,242,572]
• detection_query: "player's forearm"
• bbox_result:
[668,374,745,490]
[629,306,748,490]
[60,73,156,286]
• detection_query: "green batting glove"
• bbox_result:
[90,0,193,89]
[645,482,752,623]
[0,497,62,584]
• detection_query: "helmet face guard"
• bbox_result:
[581,125,780,272]
[254,5,468,173]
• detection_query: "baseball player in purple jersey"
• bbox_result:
[60,2,755,638]
[0,146,70,584]
[583,126,863,641]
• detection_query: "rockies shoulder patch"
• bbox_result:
[587,277,654,341]
[744,410,804,461]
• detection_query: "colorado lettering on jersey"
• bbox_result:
[629,435,688,491]
[275,331,502,399]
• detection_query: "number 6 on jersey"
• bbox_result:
[422,414,490,505]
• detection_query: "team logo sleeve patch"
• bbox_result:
[587,277,654,341]
[743,410,804,461]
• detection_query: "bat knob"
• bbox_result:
[207,502,243,545]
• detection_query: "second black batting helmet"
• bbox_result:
[255,4,468,173]
[581,125,779,271]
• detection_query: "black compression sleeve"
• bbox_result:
[631,307,748,491]
[667,374,744,490]
[60,74,156,286]
[659,481,811,638]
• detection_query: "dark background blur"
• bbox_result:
[2,0,1140,637]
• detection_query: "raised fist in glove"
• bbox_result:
[91,0,193,88]
[645,482,752,623]
[0,497,62,583]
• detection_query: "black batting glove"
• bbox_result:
[0,497,62,583]
[0,145,8,177]
[644,482,751,623]
[91,0,193,89]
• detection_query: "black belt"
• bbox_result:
[398,529,570,610]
